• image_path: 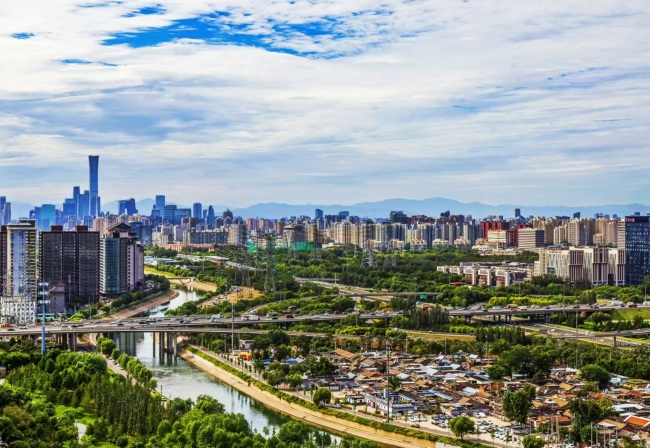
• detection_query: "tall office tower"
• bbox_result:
[39,204,57,231]
[1,219,37,323]
[206,206,215,228]
[192,203,202,220]
[39,226,100,311]
[625,216,650,285]
[163,204,177,224]
[0,197,5,225]
[315,209,324,221]
[89,155,99,217]
[72,186,81,218]
[155,195,166,211]
[3,202,11,226]
[79,190,90,217]
[118,198,138,216]
[515,208,522,219]
[100,223,145,296]
[223,209,234,220]
[62,198,76,220]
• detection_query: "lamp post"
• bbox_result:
[38,283,55,356]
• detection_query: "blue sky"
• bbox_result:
[0,0,649,207]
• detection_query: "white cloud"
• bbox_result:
[0,0,648,208]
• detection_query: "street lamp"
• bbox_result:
[38,283,55,356]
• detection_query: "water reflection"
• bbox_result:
[123,286,290,433]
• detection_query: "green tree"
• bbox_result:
[579,364,611,390]
[449,416,475,440]
[313,388,332,407]
[502,384,536,425]
[286,374,304,390]
[522,435,545,448]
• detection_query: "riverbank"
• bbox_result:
[178,345,474,448]
[144,267,217,293]
[99,289,180,321]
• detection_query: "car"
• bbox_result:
[129,326,137,330]
[116,323,124,326]
[483,309,489,313]
[410,423,420,428]
[271,316,278,320]
[397,310,404,315]
[19,326,28,330]
[7,328,15,331]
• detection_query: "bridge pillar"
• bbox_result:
[493,315,497,322]
[613,336,617,348]
[166,332,172,366]
[152,332,156,358]
[173,333,178,366]
[158,333,164,364]
[498,315,502,322]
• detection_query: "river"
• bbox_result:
[116,286,290,434]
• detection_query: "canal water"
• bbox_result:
[119,286,290,434]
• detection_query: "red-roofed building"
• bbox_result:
[624,415,650,429]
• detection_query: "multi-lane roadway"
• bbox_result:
[1,304,645,339]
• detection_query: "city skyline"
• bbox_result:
[0,1,648,205]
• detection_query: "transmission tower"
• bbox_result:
[254,233,276,294]
[361,240,375,268]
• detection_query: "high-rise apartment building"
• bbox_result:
[89,155,99,217]
[517,228,545,250]
[624,216,650,286]
[0,219,37,323]
[39,225,100,309]
[100,224,145,296]
[537,246,625,286]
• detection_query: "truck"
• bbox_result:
[210,314,222,322]
[243,314,260,321]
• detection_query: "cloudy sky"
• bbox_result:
[0,0,648,208]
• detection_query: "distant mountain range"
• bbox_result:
[106,197,650,220]
[10,197,650,220]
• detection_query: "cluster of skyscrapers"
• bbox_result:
[4,154,650,323]
[0,157,145,324]
[33,155,101,230]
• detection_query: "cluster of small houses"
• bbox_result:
[253,344,650,444]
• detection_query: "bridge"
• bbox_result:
[165,277,195,285]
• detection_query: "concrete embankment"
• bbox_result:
[179,346,461,448]
[100,290,180,321]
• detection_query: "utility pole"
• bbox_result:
[575,300,579,368]
[386,341,390,423]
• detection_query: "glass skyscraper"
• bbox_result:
[625,215,650,285]
[89,155,99,217]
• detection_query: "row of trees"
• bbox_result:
[4,349,377,448]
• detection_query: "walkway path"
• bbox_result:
[99,290,179,321]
